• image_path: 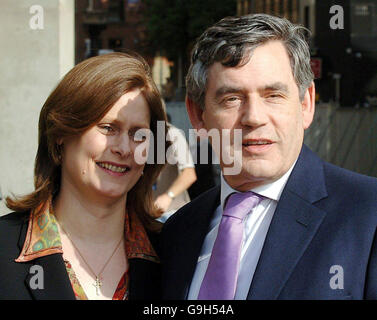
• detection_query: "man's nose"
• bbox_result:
[240,97,268,127]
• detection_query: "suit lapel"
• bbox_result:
[24,254,76,300]
[248,146,328,299]
[163,186,221,299]
[17,212,75,300]
[128,259,161,300]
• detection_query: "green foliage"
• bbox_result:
[143,0,236,60]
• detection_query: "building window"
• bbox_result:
[86,0,124,23]
[109,38,123,50]
[351,3,375,36]
[273,0,279,15]
[291,0,298,23]
[107,0,124,23]
[287,0,292,21]
[304,5,310,29]
[256,0,263,13]
[244,0,249,14]
[279,0,285,16]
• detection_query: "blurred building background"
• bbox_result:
[234,0,377,178]
[237,0,377,107]
[0,0,376,215]
[0,0,75,215]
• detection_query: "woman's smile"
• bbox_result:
[96,161,131,176]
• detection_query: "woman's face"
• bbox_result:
[60,88,151,203]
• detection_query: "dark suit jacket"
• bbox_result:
[0,211,161,300]
[161,145,377,299]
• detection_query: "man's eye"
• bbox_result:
[223,96,242,106]
[266,93,283,99]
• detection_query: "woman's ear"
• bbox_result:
[55,138,64,163]
[57,138,64,146]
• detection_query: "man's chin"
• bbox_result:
[224,169,273,191]
[241,159,275,177]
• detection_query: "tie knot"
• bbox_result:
[223,191,262,220]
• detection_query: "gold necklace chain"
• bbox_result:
[58,222,124,296]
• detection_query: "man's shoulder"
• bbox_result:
[298,146,377,199]
[322,161,377,197]
[315,160,377,223]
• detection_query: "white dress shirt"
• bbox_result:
[187,163,296,300]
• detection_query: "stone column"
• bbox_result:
[0,0,74,215]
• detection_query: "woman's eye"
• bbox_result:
[130,132,144,142]
[99,125,115,134]
[130,129,150,143]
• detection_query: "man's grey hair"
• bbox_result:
[186,14,314,109]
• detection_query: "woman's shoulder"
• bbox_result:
[0,211,29,226]
[0,211,33,299]
[0,211,29,247]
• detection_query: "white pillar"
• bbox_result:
[0,0,74,215]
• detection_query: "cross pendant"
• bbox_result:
[93,276,102,296]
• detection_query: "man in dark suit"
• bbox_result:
[160,14,377,300]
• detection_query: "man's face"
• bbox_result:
[188,40,315,191]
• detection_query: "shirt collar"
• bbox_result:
[220,160,297,209]
[15,201,159,263]
[124,209,159,263]
[15,201,62,262]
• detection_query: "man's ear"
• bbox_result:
[302,82,316,130]
[186,96,206,131]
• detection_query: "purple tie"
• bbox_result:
[198,191,262,300]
